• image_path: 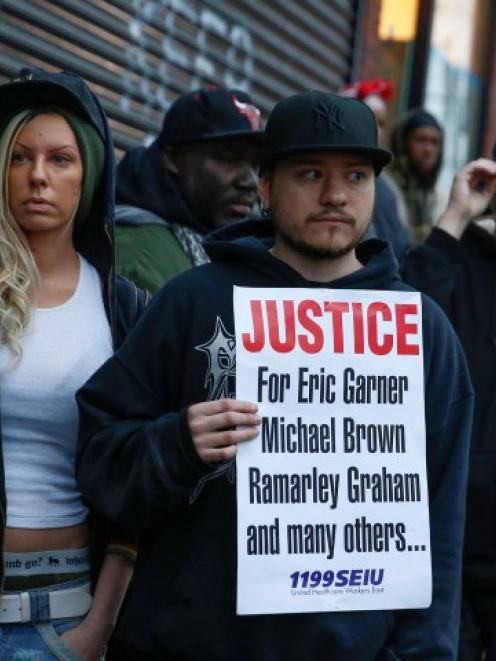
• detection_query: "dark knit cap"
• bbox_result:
[402,110,442,137]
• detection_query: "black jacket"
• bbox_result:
[116,139,208,233]
[367,175,411,261]
[402,224,496,589]
[77,219,472,661]
[0,68,148,584]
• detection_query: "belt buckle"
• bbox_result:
[19,591,31,622]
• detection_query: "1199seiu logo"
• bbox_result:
[290,568,385,595]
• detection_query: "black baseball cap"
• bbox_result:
[158,88,264,147]
[261,91,392,174]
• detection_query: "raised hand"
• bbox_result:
[437,158,496,239]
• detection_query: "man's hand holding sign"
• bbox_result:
[188,399,260,463]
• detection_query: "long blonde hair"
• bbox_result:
[0,110,42,359]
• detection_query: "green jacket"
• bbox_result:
[115,205,208,294]
[116,224,191,294]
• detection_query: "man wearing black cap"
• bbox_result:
[77,92,473,660]
[115,88,263,293]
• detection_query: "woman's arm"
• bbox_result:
[60,552,134,660]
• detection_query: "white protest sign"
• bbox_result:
[234,287,430,615]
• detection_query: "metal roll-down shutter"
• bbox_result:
[0,0,360,150]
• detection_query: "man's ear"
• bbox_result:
[258,174,271,211]
[163,147,179,175]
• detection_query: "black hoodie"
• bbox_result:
[116,139,207,234]
[77,219,472,660]
[402,224,496,591]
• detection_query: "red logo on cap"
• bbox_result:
[232,95,262,131]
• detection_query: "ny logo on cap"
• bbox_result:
[313,101,345,133]
[233,95,262,131]
[11,70,34,83]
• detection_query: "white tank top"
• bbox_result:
[1,255,113,528]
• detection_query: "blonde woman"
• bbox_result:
[0,68,147,660]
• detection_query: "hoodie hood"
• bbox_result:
[388,108,444,243]
[116,139,208,234]
[0,68,115,282]
[389,108,444,190]
[204,217,401,290]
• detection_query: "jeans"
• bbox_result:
[0,577,88,660]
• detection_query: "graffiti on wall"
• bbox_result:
[121,0,254,117]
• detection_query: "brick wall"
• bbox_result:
[356,0,382,80]
[482,35,496,156]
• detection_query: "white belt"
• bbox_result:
[0,583,92,623]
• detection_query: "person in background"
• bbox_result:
[340,78,411,260]
[115,88,263,293]
[340,79,393,148]
[0,68,147,659]
[76,91,473,660]
[389,108,445,244]
[402,155,496,661]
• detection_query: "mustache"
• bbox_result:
[307,209,356,223]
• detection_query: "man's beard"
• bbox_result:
[272,213,369,261]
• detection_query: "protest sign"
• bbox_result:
[234,287,430,615]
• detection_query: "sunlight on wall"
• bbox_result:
[379,0,419,41]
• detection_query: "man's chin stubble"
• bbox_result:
[275,225,368,261]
